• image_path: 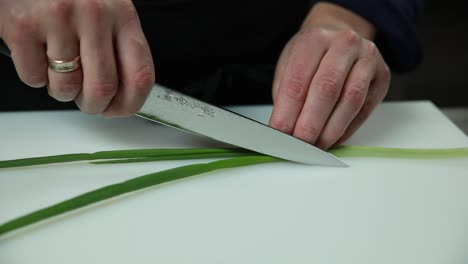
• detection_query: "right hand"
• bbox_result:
[0,0,155,116]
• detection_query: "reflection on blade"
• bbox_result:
[137,84,348,167]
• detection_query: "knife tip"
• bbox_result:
[326,159,349,168]
[305,154,349,168]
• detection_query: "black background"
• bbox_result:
[0,0,466,111]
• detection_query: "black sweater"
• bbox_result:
[322,0,423,72]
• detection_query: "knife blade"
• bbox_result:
[0,38,347,167]
[138,84,347,167]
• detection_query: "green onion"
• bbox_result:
[0,148,253,169]
[90,152,254,164]
[1,145,467,237]
[2,146,467,170]
[330,145,468,159]
[0,156,279,237]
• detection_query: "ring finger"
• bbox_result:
[46,4,82,102]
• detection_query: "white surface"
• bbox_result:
[0,101,467,264]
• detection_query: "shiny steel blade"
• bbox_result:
[137,84,348,167]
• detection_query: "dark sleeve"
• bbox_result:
[317,0,424,73]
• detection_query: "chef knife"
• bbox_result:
[0,38,347,167]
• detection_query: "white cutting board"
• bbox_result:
[0,101,467,264]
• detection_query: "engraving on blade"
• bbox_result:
[156,87,216,118]
[138,84,347,167]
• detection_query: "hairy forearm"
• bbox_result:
[303,2,376,40]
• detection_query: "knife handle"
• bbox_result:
[0,38,11,57]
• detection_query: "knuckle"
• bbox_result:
[296,123,321,140]
[270,118,294,134]
[294,31,311,44]
[316,75,340,101]
[114,0,138,29]
[118,0,138,16]
[284,70,308,101]
[364,41,378,57]
[377,64,392,96]
[381,63,391,81]
[48,0,73,17]
[296,27,329,45]
[133,65,155,92]
[10,16,32,41]
[89,82,117,99]
[300,27,326,38]
[115,0,137,11]
[346,80,368,105]
[7,31,24,47]
[380,79,391,97]
[56,83,81,95]
[337,29,359,46]
[79,0,106,17]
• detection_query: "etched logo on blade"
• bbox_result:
[157,87,216,118]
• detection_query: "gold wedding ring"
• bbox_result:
[48,56,81,73]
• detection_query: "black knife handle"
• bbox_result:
[0,38,11,57]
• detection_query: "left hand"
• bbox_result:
[269,2,391,150]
